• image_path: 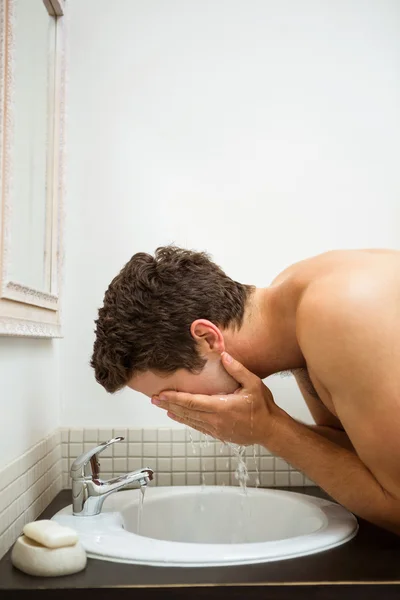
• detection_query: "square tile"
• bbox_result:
[84,442,94,453]
[143,429,157,442]
[186,428,201,442]
[61,429,68,443]
[216,472,230,486]
[143,444,157,457]
[128,429,142,442]
[157,473,171,486]
[128,458,143,471]
[157,429,171,442]
[275,458,289,471]
[250,455,260,470]
[186,457,200,471]
[260,457,274,471]
[172,443,185,457]
[157,458,172,472]
[61,444,68,458]
[186,442,200,455]
[157,443,171,457]
[203,473,215,485]
[275,472,290,486]
[128,443,142,457]
[230,473,242,486]
[69,430,83,443]
[290,471,305,486]
[113,429,128,440]
[69,443,83,458]
[215,442,230,456]
[172,473,186,486]
[172,458,185,472]
[113,458,127,472]
[201,458,215,472]
[216,458,230,472]
[260,472,274,487]
[245,445,257,457]
[113,443,128,457]
[187,473,200,485]
[100,458,113,472]
[172,429,186,442]
[98,429,113,443]
[84,429,98,442]
[200,443,215,457]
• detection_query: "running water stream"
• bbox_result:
[136,486,146,535]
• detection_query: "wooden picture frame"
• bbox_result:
[0,0,66,337]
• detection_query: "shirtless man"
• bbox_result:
[91,246,400,534]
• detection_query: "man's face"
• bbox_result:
[128,354,239,399]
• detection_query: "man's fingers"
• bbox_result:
[221,352,258,388]
[156,401,214,424]
[167,413,216,438]
[154,392,215,412]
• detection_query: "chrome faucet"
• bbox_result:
[70,436,154,516]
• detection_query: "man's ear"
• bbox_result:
[190,319,225,353]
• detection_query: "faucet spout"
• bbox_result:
[70,437,154,516]
[97,468,154,494]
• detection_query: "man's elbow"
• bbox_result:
[369,495,400,536]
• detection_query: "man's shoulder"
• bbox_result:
[297,266,392,327]
[295,268,398,391]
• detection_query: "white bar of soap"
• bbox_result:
[23,520,79,549]
[11,535,87,577]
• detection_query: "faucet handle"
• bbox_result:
[70,436,124,479]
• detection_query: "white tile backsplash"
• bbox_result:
[0,430,62,561]
[60,429,313,490]
[128,429,142,442]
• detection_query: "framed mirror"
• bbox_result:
[0,0,66,337]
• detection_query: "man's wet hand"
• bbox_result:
[152,352,285,446]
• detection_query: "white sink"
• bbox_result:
[52,486,358,567]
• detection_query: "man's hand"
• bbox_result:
[152,352,285,446]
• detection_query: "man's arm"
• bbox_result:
[287,273,400,533]
[269,413,400,533]
[302,423,355,452]
[292,369,355,451]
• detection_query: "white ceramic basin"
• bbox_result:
[52,486,358,567]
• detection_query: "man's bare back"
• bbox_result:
[272,248,400,426]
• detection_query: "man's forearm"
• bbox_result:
[269,412,400,534]
[303,423,355,452]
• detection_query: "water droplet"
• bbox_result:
[187,428,197,454]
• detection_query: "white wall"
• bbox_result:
[62,0,400,428]
[0,338,60,467]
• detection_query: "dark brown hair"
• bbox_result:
[91,246,254,393]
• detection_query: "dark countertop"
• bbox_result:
[1,487,400,599]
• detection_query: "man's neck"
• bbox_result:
[224,281,306,378]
